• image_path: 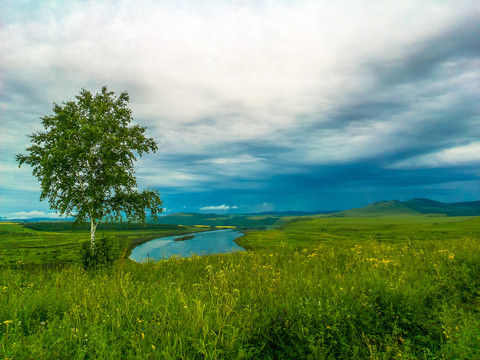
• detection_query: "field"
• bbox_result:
[1,216,480,358]
[237,215,480,248]
[0,222,213,266]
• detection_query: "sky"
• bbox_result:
[1,0,479,219]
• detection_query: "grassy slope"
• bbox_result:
[333,200,422,217]
[238,214,480,249]
[405,198,480,216]
[332,198,480,217]
[0,223,213,266]
[1,216,480,358]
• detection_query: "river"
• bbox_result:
[129,229,245,262]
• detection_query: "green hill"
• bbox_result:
[332,198,480,217]
[404,198,480,216]
[333,200,423,217]
[149,212,283,228]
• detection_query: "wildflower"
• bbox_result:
[142,332,145,339]
[152,345,156,350]
[3,320,13,325]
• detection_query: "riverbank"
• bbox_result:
[174,235,195,241]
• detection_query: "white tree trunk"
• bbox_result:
[90,219,98,251]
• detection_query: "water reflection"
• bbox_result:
[129,229,244,262]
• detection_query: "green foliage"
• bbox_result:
[79,235,117,270]
[15,86,163,242]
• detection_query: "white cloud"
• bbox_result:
[390,142,480,169]
[2,0,473,159]
[200,204,239,211]
[0,162,41,192]
[7,211,60,219]
[1,0,479,213]
[199,155,260,165]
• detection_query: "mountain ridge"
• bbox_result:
[335,198,480,217]
[3,199,479,224]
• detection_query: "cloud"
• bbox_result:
[0,0,479,214]
[390,142,480,169]
[0,162,42,192]
[7,211,60,220]
[200,204,240,211]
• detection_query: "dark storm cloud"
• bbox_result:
[371,16,480,87]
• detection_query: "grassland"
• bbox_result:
[237,214,480,249]
[0,222,213,266]
[1,216,480,358]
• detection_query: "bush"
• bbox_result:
[80,235,116,270]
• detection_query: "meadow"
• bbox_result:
[1,216,480,358]
[237,214,480,248]
[0,222,212,266]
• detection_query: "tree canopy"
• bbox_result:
[16,86,163,247]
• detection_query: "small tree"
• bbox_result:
[16,86,163,250]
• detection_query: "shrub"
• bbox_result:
[79,234,116,270]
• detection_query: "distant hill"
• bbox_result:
[148,210,341,228]
[4,199,479,226]
[404,198,480,216]
[246,210,337,216]
[22,221,183,232]
[333,199,480,217]
[2,217,72,223]
[333,200,421,217]
[149,212,284,228]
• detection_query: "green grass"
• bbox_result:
[238,215,480,249]
[1,216,480,358]
[0,222,212,266]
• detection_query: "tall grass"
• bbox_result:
[1,236,480,359]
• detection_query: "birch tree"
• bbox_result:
[16,86,163,250]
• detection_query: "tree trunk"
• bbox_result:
[90,219,98,252]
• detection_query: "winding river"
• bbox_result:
[129,229,245,262]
